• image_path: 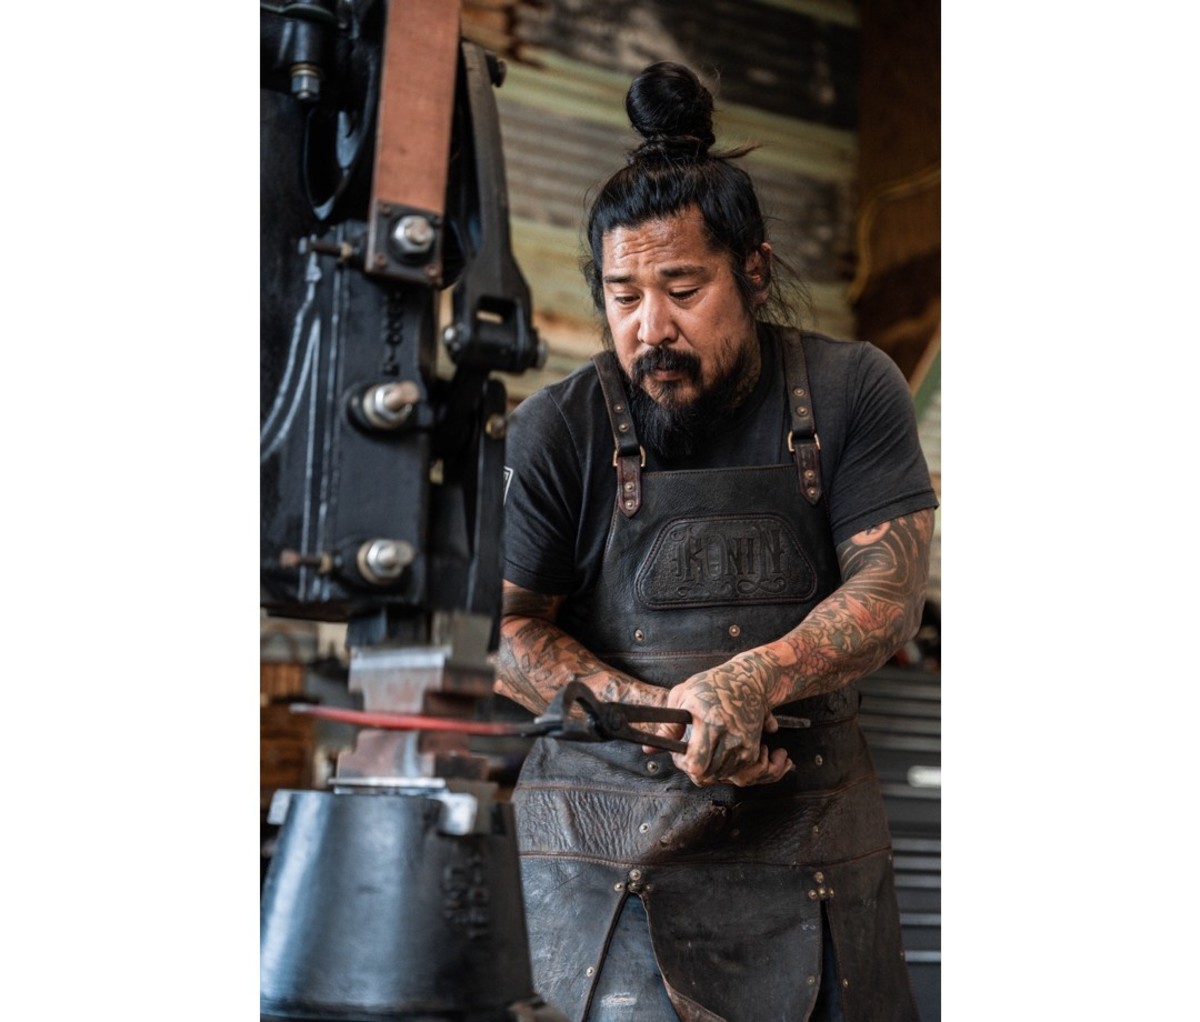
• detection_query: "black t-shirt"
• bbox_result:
[503,326,937,600]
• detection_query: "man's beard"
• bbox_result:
[623,343,755,460]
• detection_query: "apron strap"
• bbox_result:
[592,351,645,518]
[780,331,824,506]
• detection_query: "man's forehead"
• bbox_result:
[601,214,717,279]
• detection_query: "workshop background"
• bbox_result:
[262,0,942,1016]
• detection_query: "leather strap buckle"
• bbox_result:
[612,445,647,468]
[786,431,821,454]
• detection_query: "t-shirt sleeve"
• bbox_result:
[827,343,938,546]
[502,388,583,594]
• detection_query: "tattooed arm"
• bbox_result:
[665,508,935,787]
[495,580,670,715]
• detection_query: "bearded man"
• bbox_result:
[496,61,937,1022]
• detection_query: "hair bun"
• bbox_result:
[626,62,716,159]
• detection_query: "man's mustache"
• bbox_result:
[630,346,702,387]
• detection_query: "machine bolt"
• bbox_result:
[360,380,420,429]
[442,324,465,356]
[391,214,436,256]
[356,538,415,584]
[290,64,322,102]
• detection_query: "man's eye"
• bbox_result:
[611,294,638,306]
[671,288,699,301]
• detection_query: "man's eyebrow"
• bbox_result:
[659,264,707,280]
[602,264,708,285]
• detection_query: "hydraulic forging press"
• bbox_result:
[259,1,561,1018]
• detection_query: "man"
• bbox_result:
[497,61,936,1022]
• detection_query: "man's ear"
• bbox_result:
[744,243,773,306]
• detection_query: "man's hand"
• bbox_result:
[644,654,794,788]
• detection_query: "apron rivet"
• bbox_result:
[639,822,650,833]
[814,754,823,766]
[586,966,595,977]
[729,624,741,637]
[625,499,635,509]
[624,480,634,491]
[634,629,645,641]
[842,978,850,988]
[796,405,808,416]
[804,469,815,480]
[793,387,806,397]
[613,882,624,891]
[813,825,820,835]
[647,762,660,773]
[814,871,825,883]
[818,887,827,897]
[613,403,624,412]
[628,868,642,881]
[807,975,816,986]
[808,890,818,900]
[618,422,629,432]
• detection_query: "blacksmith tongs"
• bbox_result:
[529,680,691,753]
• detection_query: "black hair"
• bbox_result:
[581,62,807,333]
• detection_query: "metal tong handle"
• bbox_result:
[533,681,691,753]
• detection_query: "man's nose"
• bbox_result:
[637,293,678,347]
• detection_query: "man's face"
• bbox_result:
[601,210,763,410]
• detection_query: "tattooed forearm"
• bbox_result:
[753,509,934,705]
[494,581,667,714]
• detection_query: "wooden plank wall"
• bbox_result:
[851,0,940,386]
[462,0,863,401]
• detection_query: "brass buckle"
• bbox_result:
[612,445,647,467]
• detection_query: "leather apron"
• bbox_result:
[512,331,917,1022]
